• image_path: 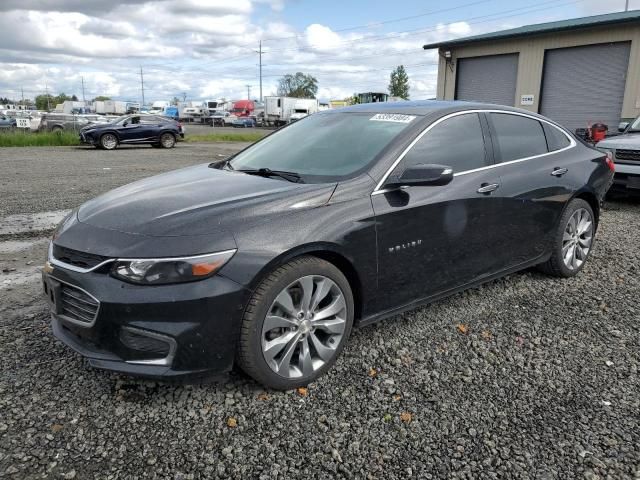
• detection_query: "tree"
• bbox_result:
[35,94,55,110]
[388,65,410,100]
[71,94,78,101]
[93,95,111,101]
[347,93,360,105]
[277,72,318,98]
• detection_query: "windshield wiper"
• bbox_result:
[237,168,303,183]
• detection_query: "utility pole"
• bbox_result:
[625,0,629,11]
[139,66,145,107]
[81,76,86,102]
[45,82,50,111]
[252,41,264,102]
[21,87,24,105]
[182,92,187,102]
[258,40,262,102]
[246,84,251,100]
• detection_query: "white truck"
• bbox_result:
[289,98,319,122]
[178,101,209,123]
[148,101,170,114]
[264,97,300,127]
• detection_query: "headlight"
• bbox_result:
[111,250,236,285]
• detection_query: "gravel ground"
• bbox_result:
[0,146,639,478]
[0,143,249,216]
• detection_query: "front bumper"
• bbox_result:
[79,131,98,145]
[611,163,640,192]
[43,262,251,379]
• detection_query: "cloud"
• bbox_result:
[0,1,479,103]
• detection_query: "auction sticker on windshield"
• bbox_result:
[369,113,416,123]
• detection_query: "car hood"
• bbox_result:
[77,163,337,237]
[597,133,640,149]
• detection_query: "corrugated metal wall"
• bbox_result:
[539,42,631,131]
[455,54,519,106]
[434,24,640,121]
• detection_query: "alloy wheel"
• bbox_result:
[261,275,347,379]
[101,134,117,150]
[562,208,593,270]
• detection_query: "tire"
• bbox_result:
[237,256,354,390]
[100,133,118,150]
[538,198,595,277]
[159,132,176,149]
[51,126,63,133]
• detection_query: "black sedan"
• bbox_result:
[79,114,184,150]
[44,101,614,389]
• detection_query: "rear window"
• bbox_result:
[543,123,571,151]
[490,113,548,163]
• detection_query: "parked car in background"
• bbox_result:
[207,110,231,127]
[232,117,256,128]
[44,101,614,389]
[0,114,17,129]
[40,113,93,132]
[597,116,640,194]
[79,114,184,150]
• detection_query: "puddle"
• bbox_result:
[0,238,49,254]
[0,210,71,235]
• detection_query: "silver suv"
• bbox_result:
[597,118,640,194]
[40,114,103,132]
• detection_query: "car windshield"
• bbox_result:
[628,117,640,132]
[228,112,415,182]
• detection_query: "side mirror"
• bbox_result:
[618,122,629,133]
[386,164,454,188]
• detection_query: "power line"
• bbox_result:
[142,0,589,72]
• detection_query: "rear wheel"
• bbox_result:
[538,198,595,277]
[237,256,354,390]
[159,132,176,148]
[100,133,118,150]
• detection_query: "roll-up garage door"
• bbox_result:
[455,53,518,106]
[540,42,630,132]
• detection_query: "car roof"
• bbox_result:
[328,100,534,116]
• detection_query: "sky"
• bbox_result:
[0,0,637,104]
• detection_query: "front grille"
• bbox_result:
[615,149,640,163]
[53,244,110,270]
[60,284,99,324]
[119,328,171,357]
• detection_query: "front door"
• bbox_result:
[372,112,505,311]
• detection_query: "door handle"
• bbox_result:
[551,167,568,177]
[477,183,500,194]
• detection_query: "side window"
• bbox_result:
[543,123,571,151]
[489,113,548,162]
[402,113,488,174]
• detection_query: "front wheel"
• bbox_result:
[538,198,595,277]
[237,256,354,390]
[100,133,118,150]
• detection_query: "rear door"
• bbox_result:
[372,112,504,310]
[485,111,577,266]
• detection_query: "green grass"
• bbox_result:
[0,130,80,147]
[185,132,266,143]
[0,129,265,147]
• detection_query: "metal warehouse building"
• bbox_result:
[423,10,640,132]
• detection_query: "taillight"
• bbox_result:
[605,151,615,172]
